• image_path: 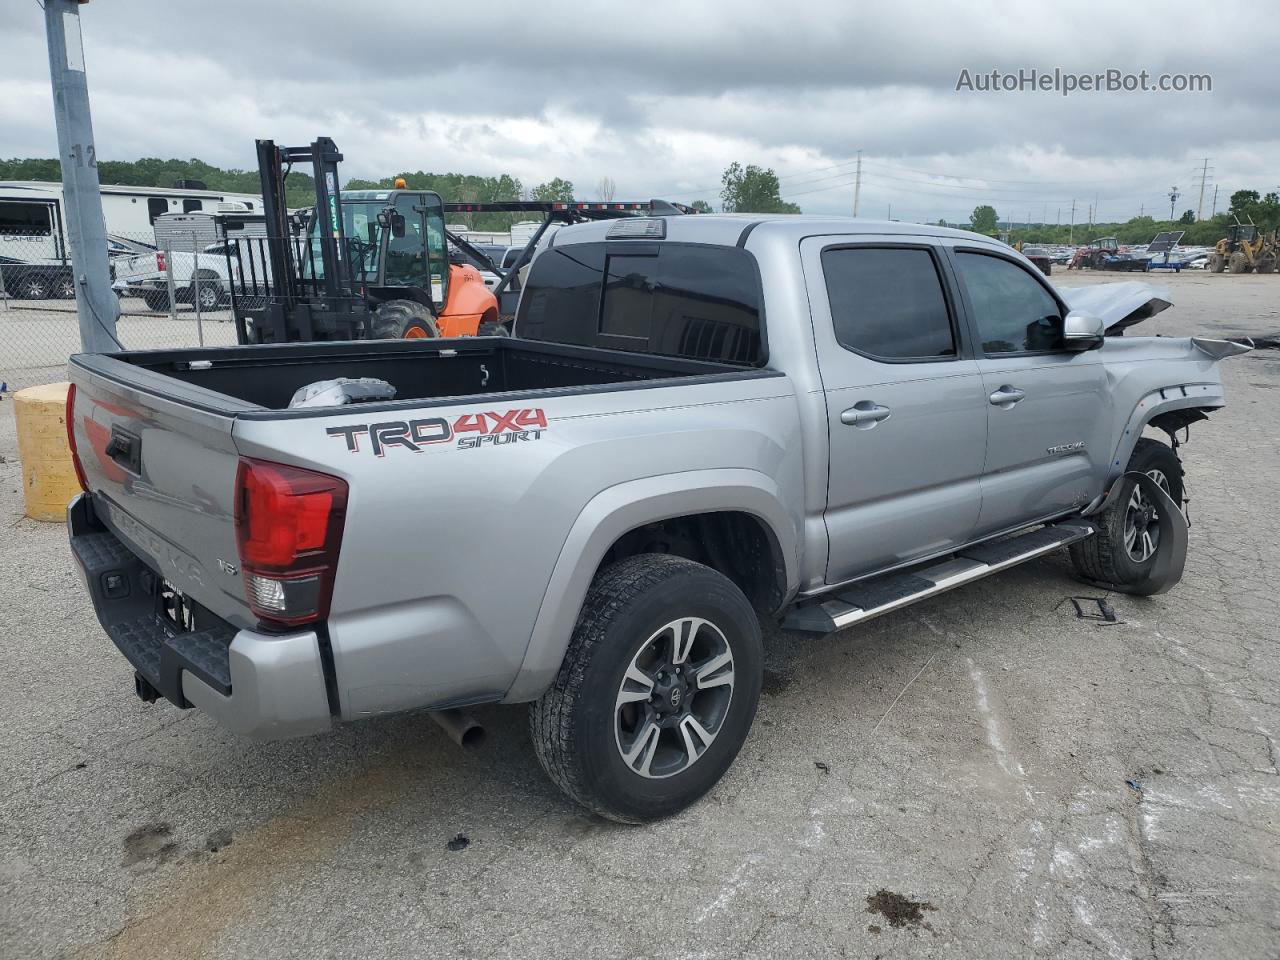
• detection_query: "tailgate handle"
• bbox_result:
[105,428,142,474]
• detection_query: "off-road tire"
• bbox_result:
[1228,251,1249,274]
[1069,438,1184,586]
[370,299,439,340]
[142,289,170,312]
[476,318,510,337]
[530,554,763,824]
[1208,252,1226,273]
[1256,257,1275,275]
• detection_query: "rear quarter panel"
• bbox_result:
[233,373,803,719]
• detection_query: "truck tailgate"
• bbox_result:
[69,370,253,628]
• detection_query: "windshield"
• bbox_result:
[301,192,448,301]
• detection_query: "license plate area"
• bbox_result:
[158,580,198,633]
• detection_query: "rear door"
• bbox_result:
[801,236,988,583]
[944,245,1110,536]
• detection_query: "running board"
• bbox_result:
[783,521,1096,634]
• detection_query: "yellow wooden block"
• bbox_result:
[13,382,82,523]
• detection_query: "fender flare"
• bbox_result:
[501,468,800,703]
[1088,383,1224,513]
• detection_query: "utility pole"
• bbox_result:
[852,150,862,217]
[1140,203,1144,218]
[44,0,118,353]
[1069,200,1076,244]
[1195,158,1211,221]
[1210,184,1219,217]
[1169,185,1180,221]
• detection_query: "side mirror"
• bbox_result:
[390,211,406,238]
[1063,310,1106,350]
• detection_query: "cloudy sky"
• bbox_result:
[4,0,1279,224]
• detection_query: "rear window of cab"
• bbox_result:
[516,242,765,366]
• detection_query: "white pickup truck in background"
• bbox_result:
[112,244,233,311]
[113,207,265,311]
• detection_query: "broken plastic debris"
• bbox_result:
[288,377,396,409]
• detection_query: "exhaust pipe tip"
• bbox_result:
[429,708,486,749]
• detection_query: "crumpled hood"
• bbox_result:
[1058,281,1172,333]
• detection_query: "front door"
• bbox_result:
[802,237,989,584]
[945,246,1110,536]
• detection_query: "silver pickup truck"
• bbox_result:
[66,215,1246,822]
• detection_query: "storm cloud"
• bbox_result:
[2,0,1276,222]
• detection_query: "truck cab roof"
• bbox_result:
[548,214,1002,249]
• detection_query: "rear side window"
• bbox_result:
[821,247,956,360]
[517,242,764,365]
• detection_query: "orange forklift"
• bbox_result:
[227,137,501,344]
[226,137,692,344]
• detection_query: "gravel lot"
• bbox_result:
[1,270,1277,959]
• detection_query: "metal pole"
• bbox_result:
[852,151,862,217]
[164,243,177,322]
[191,231,204,346]
[44,0,119,353]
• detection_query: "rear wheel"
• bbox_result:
[1070,438,1184,586]
[370,299,439,340]
[531,554,763,823]
[1208,252,1226,273]
[192,274,223,310]
[1256,257,1275,274]
[476,311,509,336]
[20,276,48,300]
[1228,251,1249,274]
[142,289,170,312]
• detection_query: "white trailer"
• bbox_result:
[0,181,263,262]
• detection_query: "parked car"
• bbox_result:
[66,215,1245,823]
[0,255,75,300]
[113,242,233,311]
[1022,246,1052,275]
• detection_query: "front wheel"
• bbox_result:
[1070,438,1184,586]
[530,554,763,823]
[370,299,439,340]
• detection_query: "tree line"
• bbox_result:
[0,157,596,231]
[0,156,809,226]
[963,191,1280,247]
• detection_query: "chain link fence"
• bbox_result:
[0,228,241,392]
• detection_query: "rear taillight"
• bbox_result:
[156,251,166,272]
[65,383,89,492]
[234,457,347,627]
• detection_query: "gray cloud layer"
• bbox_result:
[3,0,1276,221]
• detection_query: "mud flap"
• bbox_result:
[1096,470,1188,596]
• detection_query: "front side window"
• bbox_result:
[821,247,956,360]
[955,252,1063,354]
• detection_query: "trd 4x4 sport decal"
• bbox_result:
[327,408,548,457]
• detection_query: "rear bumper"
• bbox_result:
[68,494,332,740]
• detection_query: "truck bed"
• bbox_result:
[72,336,748,413]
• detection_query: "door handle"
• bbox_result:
[988,385,1026,407]
[841,401,892,427]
